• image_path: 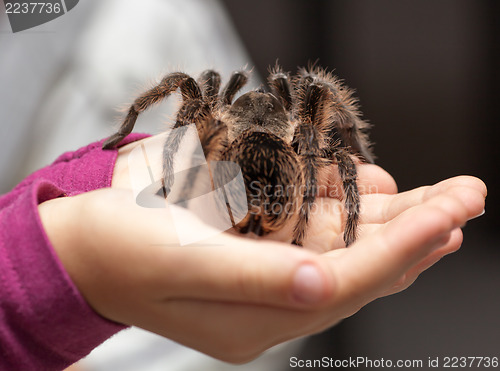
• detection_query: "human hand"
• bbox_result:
[38,170,486,363]
[265,163,399,251]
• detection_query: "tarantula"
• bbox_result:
[103,65,373,246]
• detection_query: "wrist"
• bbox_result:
[39,196,83,288]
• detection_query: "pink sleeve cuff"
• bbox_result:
[0,181,126,369]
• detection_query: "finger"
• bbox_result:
[357,164,398,194]
[333,189,474,249]
[385,227,463,295]
[323,193,470,308]
[361,178,486,224]
[318,163,397,198]
[437,175,487,197]
[135,201,331,307]
[143,232,333,308]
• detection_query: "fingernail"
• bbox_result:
[469,208,485,221]
[292,264,325,304]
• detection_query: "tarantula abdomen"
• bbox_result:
[219,131,304,237]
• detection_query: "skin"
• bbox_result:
[39,136,486,364]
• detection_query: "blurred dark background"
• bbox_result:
[220,0,499,369]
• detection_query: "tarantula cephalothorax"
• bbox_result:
[103,65,374,247]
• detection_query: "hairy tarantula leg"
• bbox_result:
[220,70,249,105]
[291,128,322,246]
[291,84,329,246]
[335,149,360,246]
[240,214,264,237]
[323,146,360,247]
[161,125,190,195]
[268,66,294,111]
[102,73,202,149]
[291,173,315,246]
[296,68,374,164]
[162,100,215,194]
[301,74,363,246]
[172,118,227,202]
[197,70,221,108]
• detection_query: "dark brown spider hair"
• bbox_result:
[103,64,373,246]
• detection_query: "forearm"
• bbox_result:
[0,181,125,370]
